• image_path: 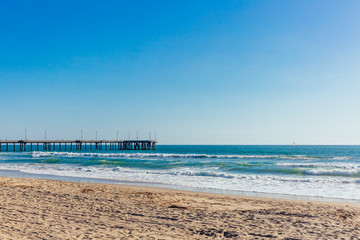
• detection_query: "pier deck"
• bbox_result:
[0,140,157,151]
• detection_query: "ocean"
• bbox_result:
[0,145,359,202]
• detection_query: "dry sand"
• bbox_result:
[0,177,359,239]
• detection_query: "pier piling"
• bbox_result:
[0,140,157,151]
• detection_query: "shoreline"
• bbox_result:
[0,169,359,204]
[0,176,359,239]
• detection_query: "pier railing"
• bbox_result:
[0,140,157,151]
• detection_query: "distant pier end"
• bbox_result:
[0,140,157,151]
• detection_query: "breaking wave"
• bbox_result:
[30,151,348,161]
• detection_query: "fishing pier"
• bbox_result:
[0,140,157,151]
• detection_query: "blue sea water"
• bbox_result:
[0,145,360,201]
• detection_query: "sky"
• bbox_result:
[0,0,360,144]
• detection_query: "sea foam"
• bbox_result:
[31,151,319,160]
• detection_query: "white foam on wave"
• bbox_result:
[278,162,360,169]
[0,163,359,200]
[277,163,360,177]
[31,151,319,160]
[305,168,359,176]
[333,157,352,160]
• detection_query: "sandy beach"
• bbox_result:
[0,177,359,239]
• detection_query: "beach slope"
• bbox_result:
[0,177,359,239]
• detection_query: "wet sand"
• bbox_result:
[0,177,359,239]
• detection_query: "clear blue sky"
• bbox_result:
[1,0,360,144]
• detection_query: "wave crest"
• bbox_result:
[31,151,329,160]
